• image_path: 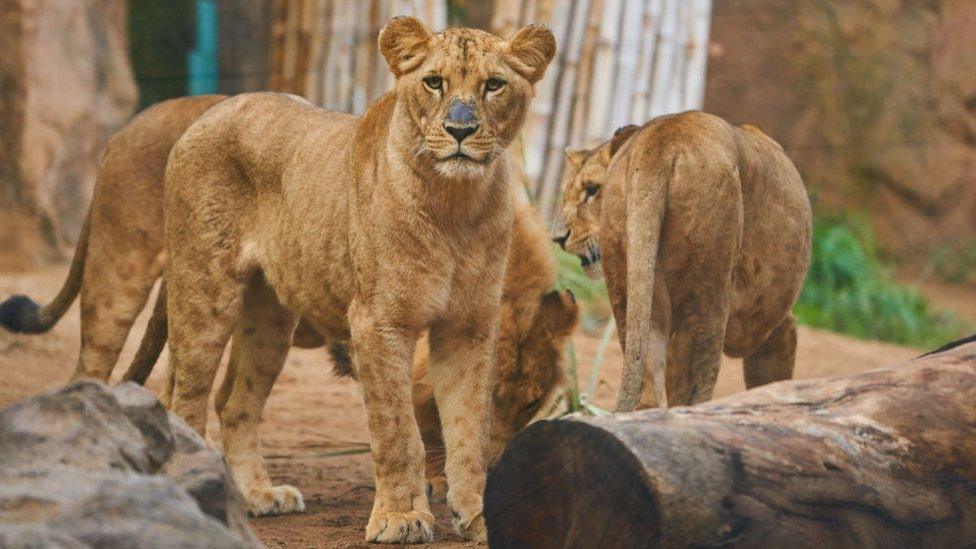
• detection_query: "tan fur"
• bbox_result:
[412,200,577,501]
[6,91,576,529]
[554,112,812,412]
[161,18,554,544]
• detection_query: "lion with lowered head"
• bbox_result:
[160,17,554,543]
[553,112,812,413]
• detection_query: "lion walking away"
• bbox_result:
[554,112,812,412]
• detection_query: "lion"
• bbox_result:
[159,18,554,543]
[552,112,812,412]
[0,26,568,537]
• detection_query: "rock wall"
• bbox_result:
[0,0,136,271]
[705,0,976,257]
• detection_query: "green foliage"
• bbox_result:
[552,246,613,416]
[553,246,611,332]
[795,218,969,349]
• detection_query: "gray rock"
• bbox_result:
[164,450,261,546]
[0,381,263,548]
[166,410,207,454]
[0,524,86,549]
[0,381,155,475]
[110,382,175,470]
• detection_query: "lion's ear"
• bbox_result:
[378,16,433,77]
[539,289,579,335]
[503,24,557,84]
[564,148,588,168]
[609,124,641,157]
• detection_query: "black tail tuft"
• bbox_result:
[0,295,49,334]
[918,333,976,359]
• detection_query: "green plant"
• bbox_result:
[554,246,611,331]
[794,218,969,349]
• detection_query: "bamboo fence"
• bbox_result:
[268,0,712,221]
[269,0,446,111]
[514,0,713,219]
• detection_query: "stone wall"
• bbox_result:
[705,0,976,257]
[0,0,136,271]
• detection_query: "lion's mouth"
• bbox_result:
[438,149,488,164]
[579,246,601,267]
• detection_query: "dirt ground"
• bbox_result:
[1,265,967,548]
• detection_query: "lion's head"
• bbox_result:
[489,288,578,463]
[552,124,642,278]
[378,16,555,181]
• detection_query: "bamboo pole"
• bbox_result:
[519,0,571,198]
[567,0,604,149]
[492,0,522,38]
[281,0,301,93]
[666,0,691,114]
[304,0,330,104]
[648,0,678,117]
[683,0,712,110]
[537,0,590,221]
[269,0,288,91]
[583,0,623,146]
[607,0,643,133]
[629,0,663,124]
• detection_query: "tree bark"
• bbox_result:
[485,340,976,548]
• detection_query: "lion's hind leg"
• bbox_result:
[661,268,734,408]
[743,313,797,389]
[217,272,302,516]
[73,235,164,382]
[166,244,245,435]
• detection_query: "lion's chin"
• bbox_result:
[582,262,604,280]
[434,156,490,180]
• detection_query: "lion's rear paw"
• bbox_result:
[246,484,305,516]
[426,476,448,503]
[365,509,434,544]
[452,508,486,543]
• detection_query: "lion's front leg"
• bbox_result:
[349,301,433,544]
[427,320,495,543]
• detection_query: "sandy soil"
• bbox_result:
[0,265,948,547]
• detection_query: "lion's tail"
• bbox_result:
[121,282,168,385]
[0,208,92,334]
[615,153,671,413]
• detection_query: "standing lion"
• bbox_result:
[553,112,812,412]
[157,18,554,544]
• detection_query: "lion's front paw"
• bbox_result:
[365,508,434,544]
[246,484,306,516]
[452,508,486,543]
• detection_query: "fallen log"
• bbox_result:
[485,339,976,548]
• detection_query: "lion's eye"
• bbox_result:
[584,183,600,199]
[485,78,506,92]
[423,75,443,91]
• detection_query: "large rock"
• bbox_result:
[0,381,262,548]
[705,0,976,256]
[0,0,137,271]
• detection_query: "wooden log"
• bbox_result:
[485,340,976,548]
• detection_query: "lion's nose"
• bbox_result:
[551,230,570,249]
[444,124,478,144]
